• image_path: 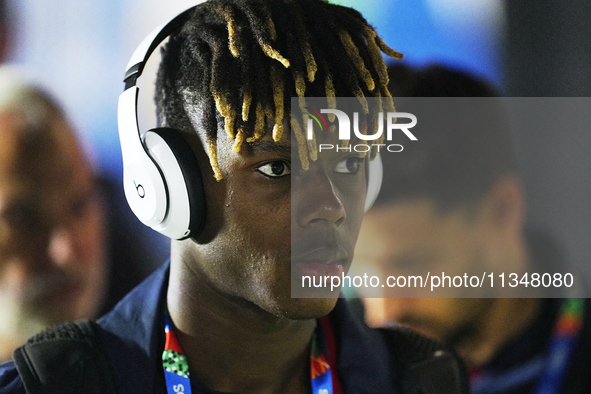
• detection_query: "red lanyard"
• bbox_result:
[163,312,342,394]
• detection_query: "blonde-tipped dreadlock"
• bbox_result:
[206,138,223,180]
[291,118,310,170]
[270,64,285,142]
[247,102,265,143]
[242,90,252,121]
[155,0,403,179]
[325,73,336,124]
[218,4,240,57]
[339,31,375,92]
[232,128,246,152]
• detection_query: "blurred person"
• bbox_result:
[0,67,108,361]
[0,67,166,362]
[353,64,591,393]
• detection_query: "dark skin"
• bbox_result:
[167,121,367,393]
[168,250,315,394]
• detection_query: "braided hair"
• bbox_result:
[156,0,402,179]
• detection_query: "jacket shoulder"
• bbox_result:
[378,325,470,394]
[0,361,25,394]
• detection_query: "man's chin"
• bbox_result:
[271,296,340,321]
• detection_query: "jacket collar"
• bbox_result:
[331,299,398,393]
[97,261,397,394]
[97,261,169,394]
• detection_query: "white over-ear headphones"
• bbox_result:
[118,5,383,240]
[118,7,203,240]
[365,153,383,212]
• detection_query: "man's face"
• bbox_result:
[0,111,107,356]
[187,124,367,320]
[353,198,494,343]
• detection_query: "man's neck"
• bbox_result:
[456,237,541,366]
[456,297,541,366]
[166,253,317,394]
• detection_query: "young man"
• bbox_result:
[353,65,591,393]
[0,2,467,393]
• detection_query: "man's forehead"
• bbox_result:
[215,125,293,155]
[242,139,292,156]
[0,114,91,191]
[241,125,342,151]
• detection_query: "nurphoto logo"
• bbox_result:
[305,108,417,153]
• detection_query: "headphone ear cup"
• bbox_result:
[143,128,206,239]
[365,152,383,212]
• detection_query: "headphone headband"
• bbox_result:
[124,7,196,89]
[118,5,204,240]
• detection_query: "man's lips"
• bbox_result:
[292,247,348,277]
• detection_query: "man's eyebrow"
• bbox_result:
[247,141,292,156]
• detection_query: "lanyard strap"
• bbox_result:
[471,298,584,394]
[162,312,193,394]
[162,312,337,394]
[533,298,583,394]
[310,332,334,394]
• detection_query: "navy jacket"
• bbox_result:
[0,262,402,393]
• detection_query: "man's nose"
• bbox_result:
[48,226,77,266]
[295,170,346,227]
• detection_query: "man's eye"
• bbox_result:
[256,161,291,177]
[335,157,363,174]
[70,194,92,220]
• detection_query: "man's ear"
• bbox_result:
[481,173,526,234]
